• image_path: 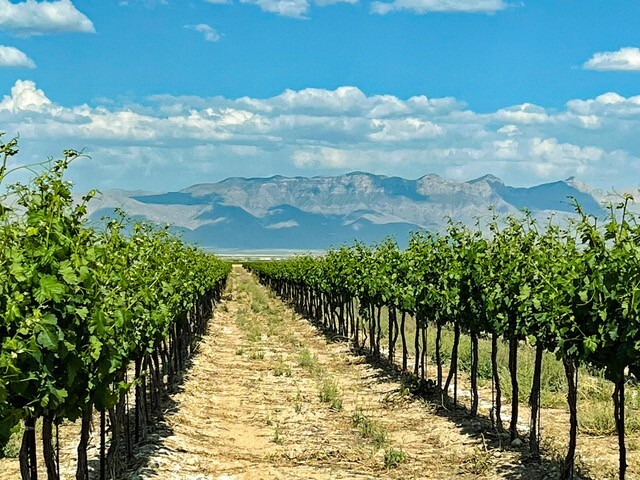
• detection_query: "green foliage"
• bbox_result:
[247,197,640,388]
[247,193,640,477]
[384,448,406,468]
[0,136,230,449]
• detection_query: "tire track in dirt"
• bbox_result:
[126,266,545,480]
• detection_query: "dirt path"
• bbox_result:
[124,266,554,480]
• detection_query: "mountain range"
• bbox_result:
[85,172,608,250]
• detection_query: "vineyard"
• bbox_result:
[247,204,640,480]
[0,137,230,479]
[0,132,639,480]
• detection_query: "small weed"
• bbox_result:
[267,313,283,327]
[382,392,397,405]
[249,350,265,360]
[246,328,262,343]
[580,400,640,435]
[384,448,406,468]
[284,332,302,348]
[399,383,411,398]
[251,300,266,313]
[235,313,262,342]
[235,347,245,356]
[352,408,388,448]
[319,378,343,411]
[273,421,283,445]
[274,361,292,377]
[459,447,492,476]
[350,407,405,467]
[298,349,319,371]
[239,281,270,312]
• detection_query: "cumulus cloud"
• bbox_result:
[315,0,357,5]
[2,79,640,191]
[292,147,351,168]
[0,0,94,36]
[371,0,507,15]
[492,103,549,124]
[184,23,221,42]
[567,92,640,118]
[528,137,603,177]
[583,47,640,71]
[240,0,309,18]
[0,45,35,68]
[119,0,168,6]
[237,0,356,16]
[0,79,51,111]
[497,124,521,137]
[369,117,443,142]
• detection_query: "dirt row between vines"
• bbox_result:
[118,265,558,480]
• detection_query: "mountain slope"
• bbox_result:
[86,172,604,249]
[469,175,602,216]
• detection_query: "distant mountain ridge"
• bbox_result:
[85,172,604,250]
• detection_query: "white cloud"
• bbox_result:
[529,138,606,165]
[492,103,549,124]
[497,124,521,136]
[371,0,507,15]
[292,147,351,168]
[369,117,442,142]
[119,0,168,6]
[493,139,518,159]
[315,0,357,5]
[271,86,367,113]
[184,23,221,42]
[0,0,94,36]
[240,0,309,18]
[583,47,640,71]
[236,0,356,17]
[595,92,626,104]
[2,79,640,191]
[0,79,50,111]
[566,93,640,120]
[0,45,35,68]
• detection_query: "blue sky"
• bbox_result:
[0,0,639,192]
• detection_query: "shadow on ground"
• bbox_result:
[110,337,203,479]
[306,316,590,480]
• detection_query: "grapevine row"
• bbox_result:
[248,202,640,480]
[0,137,231,479]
